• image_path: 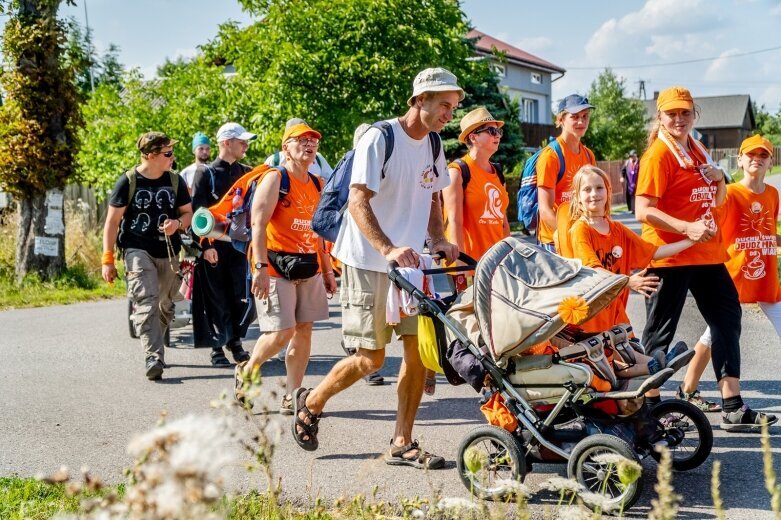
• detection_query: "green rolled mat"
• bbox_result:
[191,207,230,240]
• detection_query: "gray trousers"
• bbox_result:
[125,248,180,363]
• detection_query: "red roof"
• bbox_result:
[468,30,565,74]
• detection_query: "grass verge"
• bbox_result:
[0,477,119,520]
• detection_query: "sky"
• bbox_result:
[56,0,781,113]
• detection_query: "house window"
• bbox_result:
[521,98,539,123]
[491,63,506,77]
[530,72,542,85]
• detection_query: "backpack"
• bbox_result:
[312,121,442,243]
[126,169,180,202]
[452,159,505,189]
[516,140,595,229]
[207,165,321,254]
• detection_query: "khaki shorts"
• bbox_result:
[340,264,417,351]
[255,274,329,331]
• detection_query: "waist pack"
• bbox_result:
[268,251,319,280]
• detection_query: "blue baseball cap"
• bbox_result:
[191,132,211,151]
[556,94,595,115]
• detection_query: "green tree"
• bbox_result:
[0,0,83,282]
[62,17,124,96]
[753,101,781,145]
[585,69,648,160]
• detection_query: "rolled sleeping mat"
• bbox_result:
[191,207,230,241]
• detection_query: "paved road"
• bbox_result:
[2,228,780,518]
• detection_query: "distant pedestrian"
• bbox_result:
[180,133,212,192]
[102,132,193,381]
[190,122,256,367]
[621,149,639,213]
[290,67,461,469]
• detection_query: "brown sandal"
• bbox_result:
[384,439,445,469]
[291,387,320,451]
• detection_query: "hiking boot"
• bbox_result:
[145,356,164,381]
[721,404,778,432]
[211,348,231,367]
[234,361,250,407]
[228,344,250,364]
[675,386,721,413]
[280,393,294,415]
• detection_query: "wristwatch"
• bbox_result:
[254,261,268,270]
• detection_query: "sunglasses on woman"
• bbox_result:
[474,126,503,138]
[158,150,175,158]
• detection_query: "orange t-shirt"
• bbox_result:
[535,137,595,245]
[265,171,323,278]
[444,155,509,261]
[555,201,575,258]
[569,219,657,334]
[636,137,728,267]
[718,183,781,303]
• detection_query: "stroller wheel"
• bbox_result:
[456,425,527,501]
[650,399,713,471]
[567,434,643,512]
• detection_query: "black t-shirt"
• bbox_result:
[109,169,192,258]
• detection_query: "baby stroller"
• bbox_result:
[388,238,712,511]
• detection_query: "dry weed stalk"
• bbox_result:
[711,459,725,520]
[648,446,680,520]
[761,418,781,516]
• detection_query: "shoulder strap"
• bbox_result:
[277,166,291,200]
[125,169,137,204]
[315,153,323,169]
[455,159,470,190]
[374,121,395,179]
[272,151,281,166]
[491,162,505,185]
[204,165,218,200]
[428,132,442,177]
[168,171,179,198]
[549,139,566,182]
[307,172,322,192]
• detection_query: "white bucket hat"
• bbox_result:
[407,67,465,106]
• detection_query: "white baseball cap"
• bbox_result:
[406,67,465,106]
[216,122,257,143]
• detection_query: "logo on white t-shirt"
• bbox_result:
[419,166,435,189]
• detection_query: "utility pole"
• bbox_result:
[84,0,94,92]
[637,80,647,100]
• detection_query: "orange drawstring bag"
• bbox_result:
[480,393,518,433]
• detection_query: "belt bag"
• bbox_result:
[268,250,319,280]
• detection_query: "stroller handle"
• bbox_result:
[387,252,477,297]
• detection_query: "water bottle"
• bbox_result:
[231,188,243,211]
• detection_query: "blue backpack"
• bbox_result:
[516,140,594,229]
[312,121,441,243]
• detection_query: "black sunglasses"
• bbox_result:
[159,150,175,158]
[474,126,503,138]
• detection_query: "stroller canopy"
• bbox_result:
[471,238,627,367]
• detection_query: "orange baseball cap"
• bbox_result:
[739,135,774,157]
[656,86,694,112]
[281,122,321,146]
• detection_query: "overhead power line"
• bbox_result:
[567,45,781,70]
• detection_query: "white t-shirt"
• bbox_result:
[332,118,449,272]
[179,163,199,189]
[263,152,334,180]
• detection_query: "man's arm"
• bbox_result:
[101,205,125,283]
[427,192,458,262]
[538,186,557,230]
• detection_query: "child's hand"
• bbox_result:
[629,268,660,298]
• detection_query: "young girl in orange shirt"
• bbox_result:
[567,165,696,377]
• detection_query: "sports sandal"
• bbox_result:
[424,376,437,396]
[280,394,294,415]
[233,361,250,407]
[675,386,721,413]
[291,387,320,451]
[385,439,445,469]
[211,349,231,367]
[721,405,778,432]
[364,371,385,386]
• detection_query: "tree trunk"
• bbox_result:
[15,190,65,282]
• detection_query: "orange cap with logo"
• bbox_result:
[656,87,694,112]
[282,122,321,147]
[739,134,774,157]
